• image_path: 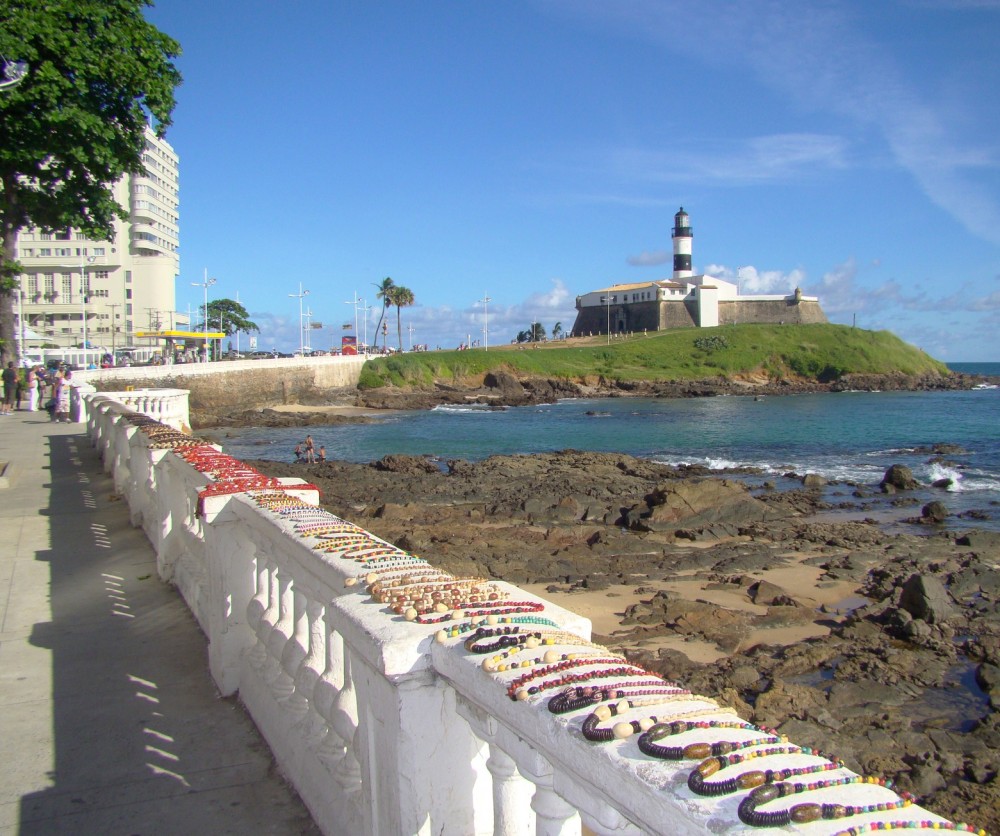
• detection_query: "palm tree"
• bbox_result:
[373,277,395,349]
[390,285,415,351]
[552,321,563,340]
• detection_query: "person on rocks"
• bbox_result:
[294,442,303,463]
[317,445,326,462]
[304,435,315,463]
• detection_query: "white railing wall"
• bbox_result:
[83,393,962,836]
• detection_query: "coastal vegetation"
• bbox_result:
[357,323,948,390]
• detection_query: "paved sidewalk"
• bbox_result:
[0,410,319,835]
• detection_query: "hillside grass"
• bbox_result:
[357,324,949,389]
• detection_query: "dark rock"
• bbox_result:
[898,574,955,624]
[922,501,950,523]
[881,464,921,492]
[802,473,827,488]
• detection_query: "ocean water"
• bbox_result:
[222,386,1000,530]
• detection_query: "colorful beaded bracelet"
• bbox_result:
[416,602,545,624]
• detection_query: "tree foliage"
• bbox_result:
[515,322,547,343]
[204,299,258,336]
[0,0,182,365]
[372,276,395,348]
[388,285,414,350]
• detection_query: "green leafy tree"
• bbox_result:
[204,299,259,336]
[0,1,181,366]
[373,276,395,349]
[552,321,563,339]
[389,285,414,351]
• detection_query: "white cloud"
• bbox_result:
[608,133,848,186]
[627,250,671,267]
[550,0,1000,244]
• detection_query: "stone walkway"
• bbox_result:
[0,410,319,834]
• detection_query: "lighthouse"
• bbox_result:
[672,206,693,280]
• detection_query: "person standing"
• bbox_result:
[54,368,73,422]
[25,366,38,412]
[304,435,315,464]
[1,362,16,415]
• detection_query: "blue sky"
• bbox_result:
[146,0,1000,360]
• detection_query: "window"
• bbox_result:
[125,271,132,283]
[54,229,71,240]
[55,248,72,257]
[93,270,109,280]
[62,275,73,298]
[126,305,132,315]
[39,248,51,257]
[28,276,38,295]
[44,274,55,294]
[93,247,105,256]
[125,289,132,299]
[39,232,52,241]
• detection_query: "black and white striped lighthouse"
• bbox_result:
[672,206,693,280]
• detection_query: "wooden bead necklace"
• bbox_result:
[737,776,906,828]
[511,664,656,702]
[416,602,545,624]
[687,747,843,797]
[484,648,619,675]
[547,682,695,714]
[434,615,562,643]
[465,628,594,655]
[627,716,777,751]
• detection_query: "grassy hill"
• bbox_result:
[358,324,948,390]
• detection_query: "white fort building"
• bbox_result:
[571,207,826,337]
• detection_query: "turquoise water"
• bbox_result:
[223,388,1000,528]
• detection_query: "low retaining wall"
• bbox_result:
[83,392,975,836]
[77,355,367,417]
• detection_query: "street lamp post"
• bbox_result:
[80,255,96,358]
[363,304,373,353]
[108,303,121,358]
[191,268,217,362]
[478,293,491,351]
[289,282,309,357]
[344,292,361,346]
[601,293,611,345]
[408,323,415,351]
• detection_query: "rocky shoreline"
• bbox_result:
[248,449,1000,830]
[192,370,991,429]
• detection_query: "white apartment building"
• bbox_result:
[13,127,180,356]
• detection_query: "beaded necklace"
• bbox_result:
[547,683,700,714]
[416,601,545,624]
[687,747,843,796]
[511,664,657,702]
[464,628,594,655]
[737,778,914,827]
[484,648,620,675]
[833,821,986,835]
[626,716,777,750]
[434,615,562,643]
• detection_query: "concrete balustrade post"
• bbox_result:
[266,568,296,698]
[487,744,535,836]
[314,626,348,768]
[295,597,328,733]
[202,511,259,696]
[522,761,581,836]
[331,648,362,793]
[246,542,272,670]
[280,587,311,713]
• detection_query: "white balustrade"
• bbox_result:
[83,390,969,836]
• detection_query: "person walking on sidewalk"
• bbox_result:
[1,362,17,415]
